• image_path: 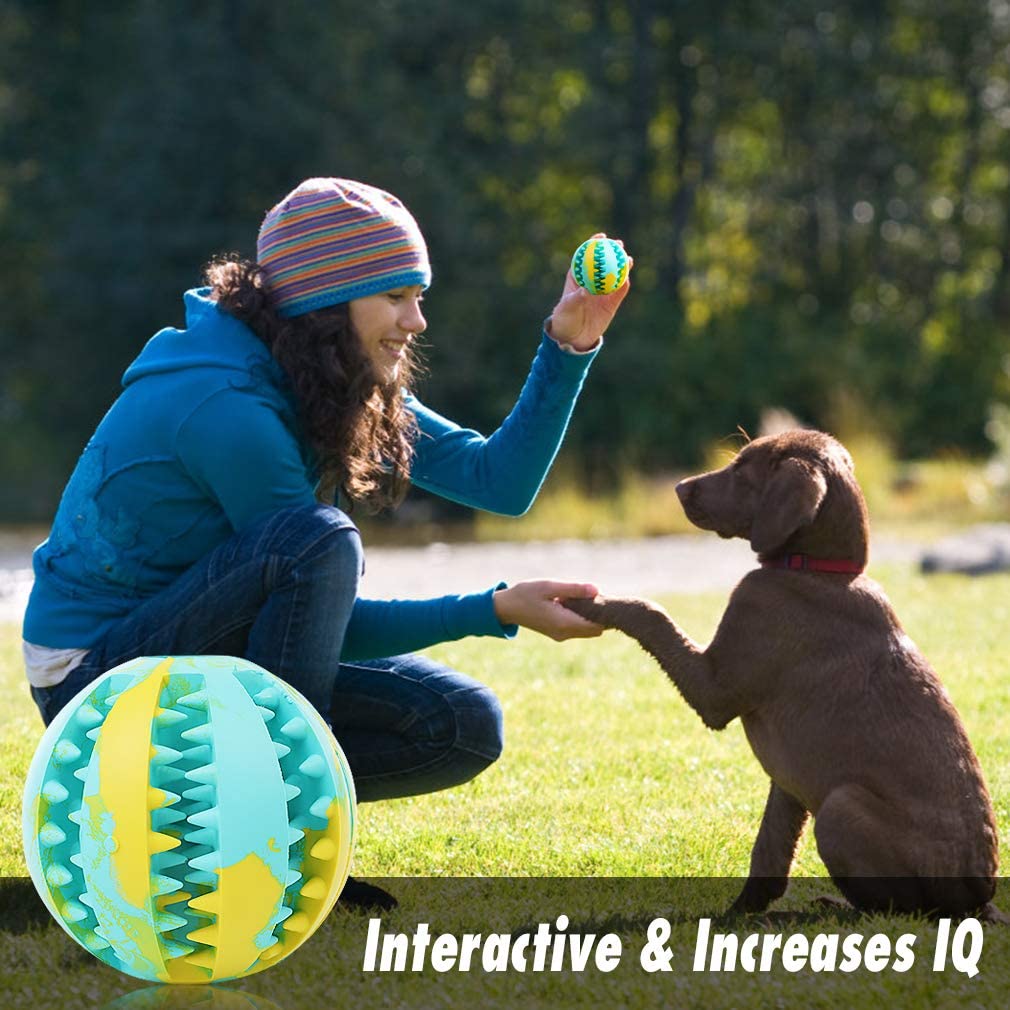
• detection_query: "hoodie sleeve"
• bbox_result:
[406,331,599,516]
[341,585,518,661]
[176,388,317,531]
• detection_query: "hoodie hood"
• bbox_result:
[122,288,285,389]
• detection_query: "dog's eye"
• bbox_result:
[733,461,756,489]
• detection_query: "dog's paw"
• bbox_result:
[814,894,852,912]
[562,596,607,622]
[979,902,1010,925]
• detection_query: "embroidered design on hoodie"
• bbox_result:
[49,442,142,591]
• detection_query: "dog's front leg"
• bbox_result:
[564,596,739,729]
[729,783,809,914]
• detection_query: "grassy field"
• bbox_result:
[2,565,1010,1008]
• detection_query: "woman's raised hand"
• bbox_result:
[493,580,604,641]
[547,234,632,352]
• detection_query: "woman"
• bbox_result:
[23,178,629,901]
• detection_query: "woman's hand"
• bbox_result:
[493,580,604,641]
[547,234,632,352]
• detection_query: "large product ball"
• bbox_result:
[22,655,356,984]
[570,237,629,295]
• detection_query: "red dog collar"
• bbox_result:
[761,553,865,575]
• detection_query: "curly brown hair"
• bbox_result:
[204,256,420,512]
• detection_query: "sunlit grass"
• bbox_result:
[5,565,1008,878]
[4,566,1010,1008]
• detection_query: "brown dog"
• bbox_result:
[566,429,1000,919]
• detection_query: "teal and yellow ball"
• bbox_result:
[571,237,629,295]
[22,655,356,983]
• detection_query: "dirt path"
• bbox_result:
[1,529,925,627]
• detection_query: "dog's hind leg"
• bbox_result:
[813,784,927,914]
[817,793,998,918]
[910,875,998,920]
[729,782,809,914]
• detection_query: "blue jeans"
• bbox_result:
[30,504,504,802]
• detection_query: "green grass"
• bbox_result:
[356,565,1010,879]
[3,565,1010,1008]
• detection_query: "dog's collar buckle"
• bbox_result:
[761,553,864,575]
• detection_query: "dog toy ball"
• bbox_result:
[23,655,356,984]
[570,237,629,295]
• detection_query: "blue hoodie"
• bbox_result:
[24,289,598,658]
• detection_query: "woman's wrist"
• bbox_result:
[544,315,602,353]
[493,586,513,626]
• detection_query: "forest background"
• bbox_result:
[2,0,1009,527]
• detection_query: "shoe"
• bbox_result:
[337,876,398,911]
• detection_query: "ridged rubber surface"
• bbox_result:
[571,237,629,295]
[23,656,355,983]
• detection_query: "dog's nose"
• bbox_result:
[676,478,695,506]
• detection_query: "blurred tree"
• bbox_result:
[1,0,1008,520]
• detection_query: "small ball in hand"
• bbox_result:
[571,237,630,295]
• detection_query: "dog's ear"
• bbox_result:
[749,457,828,555]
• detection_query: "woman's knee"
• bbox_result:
[390,681,503,797]
[449,681,505,768]
[329,656,505,800]
[258,503,363,579]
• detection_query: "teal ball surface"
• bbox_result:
[22,655,356,984]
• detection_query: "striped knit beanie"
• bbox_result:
[256,178,431,317]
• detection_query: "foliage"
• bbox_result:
[2,1,1010,519]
